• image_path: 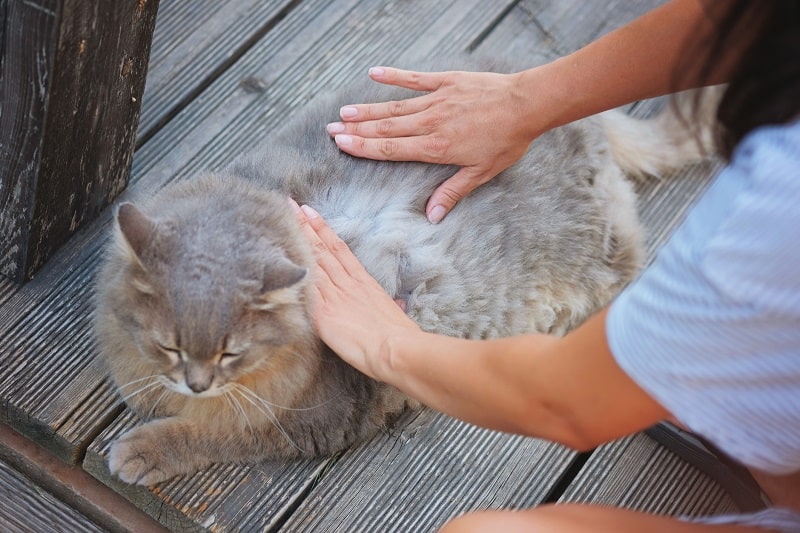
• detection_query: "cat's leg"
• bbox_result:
[108,417,277,485]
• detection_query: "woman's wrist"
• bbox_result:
[375,327,429,386]
[514,62,580,141]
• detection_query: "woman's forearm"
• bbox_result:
[514,0,730,137]
[382,309,669,450]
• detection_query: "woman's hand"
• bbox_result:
[291,201,422,381]
[326,67,540,223]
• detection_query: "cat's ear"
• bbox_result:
[116,202,157,262]
[262,256,307,293]
[114,203,161,295]
[251,257,307,311]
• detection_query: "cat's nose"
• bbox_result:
[185,363,214,393]
[187,380,209,394]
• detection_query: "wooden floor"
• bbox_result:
[0,1,743,531]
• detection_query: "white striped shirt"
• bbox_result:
[608,119,800,476]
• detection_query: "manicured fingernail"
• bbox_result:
[340,106,358,119]
[287,197,301,213]
[300,205,319,219]
[326,122,345,134]
[427,205,446,224]
[335,134,353,147]
[369,67,385,78]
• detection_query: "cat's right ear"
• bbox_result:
[116,202,156,264]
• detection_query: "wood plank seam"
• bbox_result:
[134,0,304,150]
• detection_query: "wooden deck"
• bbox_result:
[0,1,744,531]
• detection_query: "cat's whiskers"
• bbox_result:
[117,374,163,390]
[146,388,171,419]
[221,390,256,438]
[235,368,337,412]
[117,375,165,404]
[228,383,304,453]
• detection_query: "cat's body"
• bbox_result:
[95,66,709,485]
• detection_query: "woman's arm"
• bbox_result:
[295,203,669,450]
[328,0,731,223]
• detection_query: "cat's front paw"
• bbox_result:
[108,425,180,486]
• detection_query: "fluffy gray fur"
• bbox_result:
[94,62,707,485]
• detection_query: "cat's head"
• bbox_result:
[101,188,315,398]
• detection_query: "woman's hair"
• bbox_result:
[684,1,800,159]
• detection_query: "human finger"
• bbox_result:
[326,107,443,139]
[289,199,346,287]
[289,198,337,286]
[332,133,450,164]
[367,67,447,93]
[299,205,372,282]
[425,166,497,224]
[336,92,431,123]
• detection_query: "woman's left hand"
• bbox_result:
[290,201,421,381]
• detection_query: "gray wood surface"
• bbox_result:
[0,0,158,282]
[560,433,739,517]
[0,459,105,533]
[282,410,575,532]
[138,0,298,142]
[0,0,749,531]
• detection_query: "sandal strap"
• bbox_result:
[645,422,770,512]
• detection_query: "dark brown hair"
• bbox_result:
[684,1,800,159]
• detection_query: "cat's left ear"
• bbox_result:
[116,202,156,263]
[251,257,307,311]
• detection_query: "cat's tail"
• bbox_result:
[601,85,724,179]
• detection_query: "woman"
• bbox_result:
[295,0,800,530]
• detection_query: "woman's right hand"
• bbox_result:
[326,67,542,223]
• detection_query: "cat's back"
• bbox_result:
[230,63,642,336]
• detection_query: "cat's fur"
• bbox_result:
[94,63,710,485]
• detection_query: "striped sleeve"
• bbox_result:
[607,120,800,475]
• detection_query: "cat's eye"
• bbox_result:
[157,344,184,362]
[218,351,242,367]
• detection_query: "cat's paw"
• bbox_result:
[108,426,179,486]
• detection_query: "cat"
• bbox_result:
[94,61,713,486]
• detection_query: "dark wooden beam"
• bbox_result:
[0,0,159,282]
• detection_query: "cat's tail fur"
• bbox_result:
[601,85,725,179]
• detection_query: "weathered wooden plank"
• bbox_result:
[524,0,664,55]
[0,459,106,533]
[0,278,15,307]
[137,0,299,141]
[0,238,120,462]
[283,410,574,532]
[0,0,159,282]
[476,0,663,62]
[0,421,168,532]
[560,433,740,517]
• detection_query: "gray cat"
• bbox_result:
[94,67,711,485]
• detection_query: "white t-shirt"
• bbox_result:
[607,119,800,476]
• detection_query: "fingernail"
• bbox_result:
[335,134,353,147]
[369,67,385,78]
[300,205,320,219]
[326,122,345,134]
[340,106,358,119]
[427,205,446,224]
